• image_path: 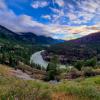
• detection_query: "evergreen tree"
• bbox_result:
[46,55,60,81]
[84,57,97,67]
[1,52,6,64]
[74,60,84,70]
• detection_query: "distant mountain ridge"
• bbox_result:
[46,31,100,63]
[0,25,64,45]
[71,32,100,43]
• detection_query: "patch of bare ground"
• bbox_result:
[17,62,46,80]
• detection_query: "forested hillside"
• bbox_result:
[0,25,47,66]
[46,32,100,64]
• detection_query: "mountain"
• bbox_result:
[46,32,100,64]
[20,32,64,45]
[71,32,100,43]
[0,25,64,45]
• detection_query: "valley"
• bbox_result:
[0,0,100,99]
[0,21,100,100]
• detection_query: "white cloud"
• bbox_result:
[41,15,51,20]
[76,0,100,23]
[51,0,100,25]
[0,8,99,40]
[0,0,100,40]
[67,13,77,20]
[31,1,49,9]
[50,7,60,14]
[55,0,64,7]
[0,0,7,9]
[50,7,64,23]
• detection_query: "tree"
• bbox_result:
[46,55,60,81]
[74,60,84,70]
[84,57,97,67]
[8,52,17,68]
[1,52,6,64]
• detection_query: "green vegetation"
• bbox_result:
[46,32,100,65]
[74,60,84,70]
[0,27,100,100]
[46,56,60,81]
[0,65,100,100]
[74,57,97,70]
[0,32,46,68]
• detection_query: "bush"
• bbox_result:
[74,60,84,70]
[84,57,97,67]
[82,67,96,77]
[93,69,100,75]
[66,68,81,79]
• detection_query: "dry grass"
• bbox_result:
[0,64,100,100]
[0,64,13,77]
[52,93,89,100]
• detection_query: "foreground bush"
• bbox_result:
[65,68,81,79]
[82,67,95,77]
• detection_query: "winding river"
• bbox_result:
[30,50,48,68]
[30,50,66,69]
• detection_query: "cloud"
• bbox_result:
[55,0,64,7]
[31,1,49,9]
[0,7,99,40]
[50,0,100,25]
[70,0,100,24]
[0,11,49,36]
[41,15,51,20]
[67,13,77,21]
[0,0,100,40]
[50,7,64,23]
[50,7,60,14]
[0,0,7,9]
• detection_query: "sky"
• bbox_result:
[0,0,100,40]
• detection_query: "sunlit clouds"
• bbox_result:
[0,0,100,40]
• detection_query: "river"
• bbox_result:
[30,50,48,68]
[30,50,67,69]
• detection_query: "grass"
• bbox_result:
[0,64,100,100]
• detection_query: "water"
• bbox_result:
[30,50,66,69]
[30,50,48,68]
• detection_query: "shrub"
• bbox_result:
[93,68,100,75]
[82,67,96,77]
[66,68,81,79]
[84,57,97,67]
[74,60,84,70]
